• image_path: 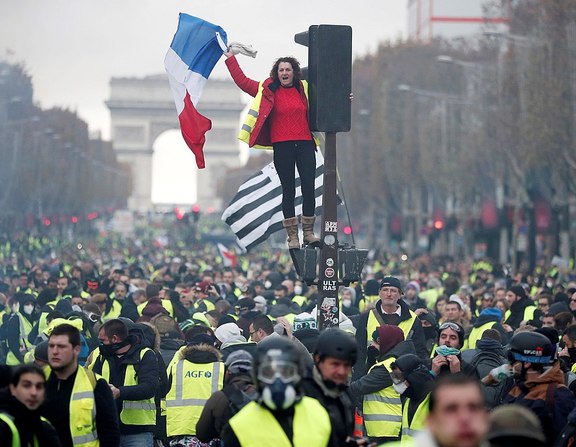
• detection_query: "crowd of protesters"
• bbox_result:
[1,233,576,446]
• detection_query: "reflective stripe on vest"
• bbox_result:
[0,413,20,447]
[401,394,430,442]
[229,398,331,447]
[70,367,99,447]
[466,321,497,350]
[363,356,402,437]
[165,360,224,437]
[97,348,156,426]
[366,308,418,347]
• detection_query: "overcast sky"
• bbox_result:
[1,1,407,204]
[1,0,407,138]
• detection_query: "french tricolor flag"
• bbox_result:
[164,14,228,169]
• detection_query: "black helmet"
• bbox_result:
[314,328,358,364]
[391,353,428,376]
[508,331,555,365]
[253,336,304,389]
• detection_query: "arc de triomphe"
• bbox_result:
[106,74,245,211]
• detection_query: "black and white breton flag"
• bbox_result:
[222,151,328,252]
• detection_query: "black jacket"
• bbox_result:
[300,366,355,446]
[352,299,428,380]
[349,340,416,409]
[505,297,541,331]
[196,373,256,442]
[0,388,62,447]
[42,367,119,447]
[90,339,159,435]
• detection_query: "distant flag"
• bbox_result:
[222,152,332,252]
[164,14,228,169]
[217,243,238,267]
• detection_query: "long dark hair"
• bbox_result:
[269,57,301,83]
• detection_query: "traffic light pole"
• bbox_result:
[317,132,339,329]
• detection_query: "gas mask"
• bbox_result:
[258,350,301,411]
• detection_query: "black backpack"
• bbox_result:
[223,385,257,417]
[555,406,576,447]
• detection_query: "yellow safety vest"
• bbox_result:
[101,300,122,323]
[366,308,418,348]
[358,295,379,313]
[401,394,430,443]
[0,413,23,447]
[6,313,34,366]
[94,348,156,426]
[165,360,224,436]
[504,305,536,325]
[292,295,307,307]
[363,357,402,438]
[137,300,174,318]
[465,321,497,351]
[229,398,331,447]
[238,80,320,149]
[69,367,100,446]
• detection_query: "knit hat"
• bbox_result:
[379,276,403,293]
[194,281,212,294]
[373,325,404,355]
[509,285,527,300]
[215,322,242,344]
[406,281,421,294]
[480,307,502,320]
[225,349,253,374]
[364,279,380,296]
[34,340,49,363]
[487,404,546,445]
[235,298,255,312]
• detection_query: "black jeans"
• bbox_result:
[273,140,316,219]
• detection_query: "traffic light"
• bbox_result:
[295,25,352,132]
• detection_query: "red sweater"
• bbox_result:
[269,85,312,143]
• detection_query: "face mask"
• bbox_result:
[294,286,303,295]
[11,303,20,313]
[342,299,352,308]
[393,381,408,395]
[261,378,297,410]
[23,304,34,315]
[100,338,131,358]
[264,281,272,289]
[435,345,461,357]
[423,327,437,340]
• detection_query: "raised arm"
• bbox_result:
[224,54,260,97]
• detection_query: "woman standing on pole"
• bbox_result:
[224,50,320,249]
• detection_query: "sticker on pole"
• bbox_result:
[320,297,336,310]
[325,267,335,278]
[326,258,334,267]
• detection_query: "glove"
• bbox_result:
[228,42,258,58]
[489,364,512,382]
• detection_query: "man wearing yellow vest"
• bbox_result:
[352,277,428,380]
[5,293,37,365]
[221,336,333,446]
[89,319,159,447]
[390,353,435,443]
[386,374,488,447]
[502,284,541,333]
[43,323,120,447]
[165,332,224,445]
[349,325,416,444]
[0,364,61,446]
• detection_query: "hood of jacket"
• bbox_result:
[180,342,222,364]
[473,313,500,328]
[382,340,416,362]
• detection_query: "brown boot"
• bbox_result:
[301,215,320,245]
[283,217,301,249]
